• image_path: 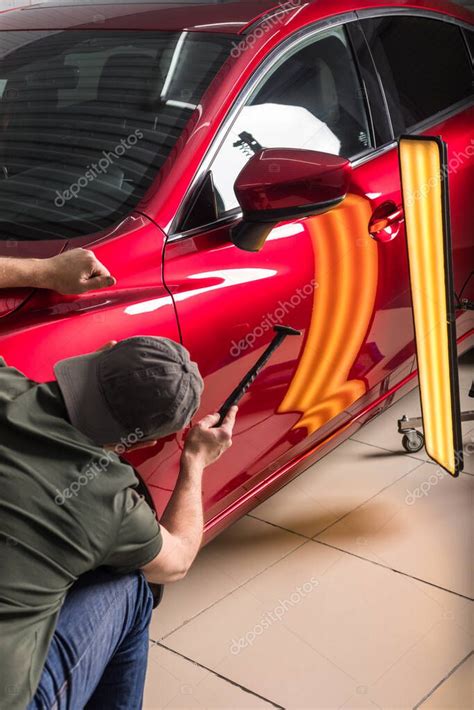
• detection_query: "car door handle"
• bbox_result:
[369,203,404,242]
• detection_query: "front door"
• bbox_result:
[163,23,413,523]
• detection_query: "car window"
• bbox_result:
[211,26,372,216]
[0,30,235,241]
[360,17,473,136]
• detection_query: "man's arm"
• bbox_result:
[0,248,116,294]
[141,407,238,584]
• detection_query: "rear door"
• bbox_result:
[358,12,474,338]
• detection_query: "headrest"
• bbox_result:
[311,57,339,125]
[250,35,343,126]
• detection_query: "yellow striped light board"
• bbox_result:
[399,136,463,476]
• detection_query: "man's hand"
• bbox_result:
[0,249,115,294]
[183,406,238,469]
[38,249,116,295]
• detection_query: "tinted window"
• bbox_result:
[211,26,372,216]
[0,30,234,241]
[361,17,473,134]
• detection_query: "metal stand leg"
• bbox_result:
[398,405,474,455]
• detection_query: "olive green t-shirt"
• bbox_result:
[0,359,162,709]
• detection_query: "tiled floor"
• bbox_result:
[144,352,473,710]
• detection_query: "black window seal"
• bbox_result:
[346,20,394,148]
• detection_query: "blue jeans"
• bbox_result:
[28,569,154,710]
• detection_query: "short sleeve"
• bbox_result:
[102,488,163,574]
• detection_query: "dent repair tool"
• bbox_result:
[216,325,302,426]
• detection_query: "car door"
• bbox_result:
[162,21,416,525]
[358,12,474,340]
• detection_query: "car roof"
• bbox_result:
[0,0,286,33]
[0,0,471,33]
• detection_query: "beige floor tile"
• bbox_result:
[150,516,303,640]
[165,542,471,710]
[144,644,272,709]
[251,439,423,538]
[419,653,474,709]
[316,462,473,598]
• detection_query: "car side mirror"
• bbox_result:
[231,148,352,252]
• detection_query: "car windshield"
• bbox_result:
[0,30,234,240]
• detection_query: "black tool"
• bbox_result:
[216,325,302,426]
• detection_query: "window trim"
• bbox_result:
[169,8,473,242]
[169,11,359,238]
[195,22,374,226]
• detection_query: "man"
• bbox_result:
[0,247,116,294]
[0,253,237,708]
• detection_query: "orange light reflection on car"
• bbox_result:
[279,194,378,434]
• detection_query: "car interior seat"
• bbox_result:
[252,35,370,158]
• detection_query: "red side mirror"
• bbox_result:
[231,148,352,252]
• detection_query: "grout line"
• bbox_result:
[154,452,472,646]
[374,618,441,690]
[313,459,426,537]
[158,536,309,642]
[412,650,473,709]
[247,513,312,539]
[312,539,474,601]
[150,640,284,709]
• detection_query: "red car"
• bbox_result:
[0,0,472,542]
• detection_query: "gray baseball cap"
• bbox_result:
[54,336,204,445]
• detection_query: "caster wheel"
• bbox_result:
[402,431,424,453]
